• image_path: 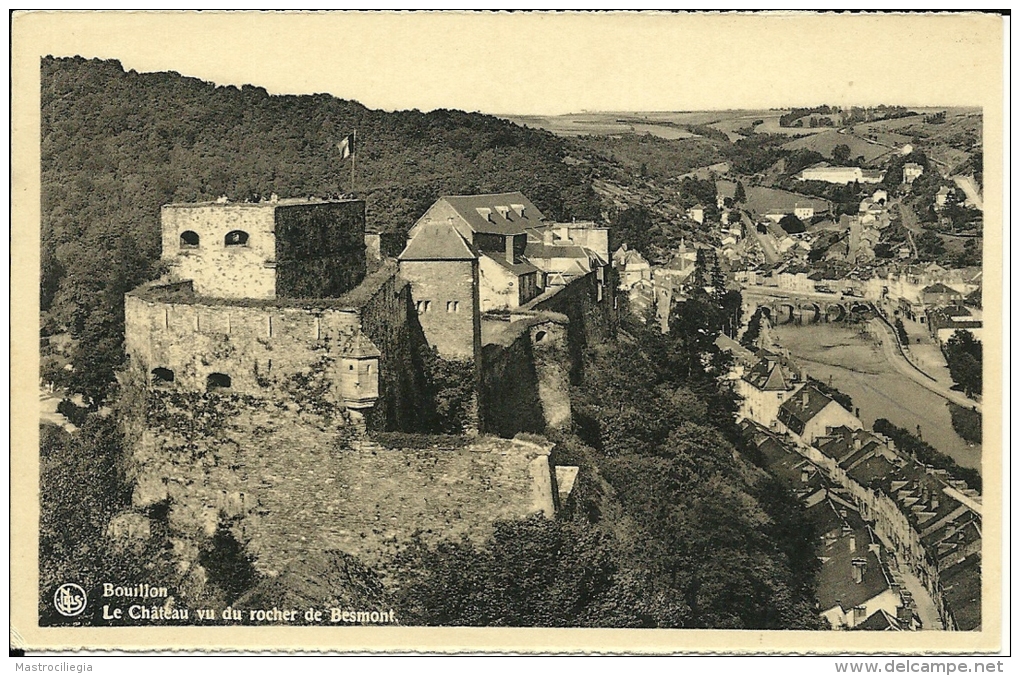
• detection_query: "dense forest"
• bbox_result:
[41,56,602,405]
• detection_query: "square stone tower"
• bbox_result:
[398,218,481,363]
[161,198,367,300]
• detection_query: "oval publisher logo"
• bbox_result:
[54,583,87,617]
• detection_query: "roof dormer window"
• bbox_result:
[475,207,493,222]
[511,203,526,218]
[495,206,510,219]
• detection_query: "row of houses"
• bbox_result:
[613,239,701,331]
[726,342,982,631]
[743,421,919,630]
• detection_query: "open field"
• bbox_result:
[782,129,896,163]
[773,323,980,472]
[506,109,788,140]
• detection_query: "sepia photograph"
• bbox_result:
[10,10,1006,656]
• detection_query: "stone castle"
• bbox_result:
[119,193,615,583]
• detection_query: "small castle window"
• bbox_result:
[534,330,547,343]
[207,372,232,390]
[180,231,200,248]
[225,230,249,247]
[447,301,459,313]
[416,300,431,314]
[151,368,175,385]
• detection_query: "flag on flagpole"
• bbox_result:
[338,133,356,160]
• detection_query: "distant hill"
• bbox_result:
[40,56,602,402]
[781,129,894,165]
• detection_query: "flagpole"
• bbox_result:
[351,130,356,194]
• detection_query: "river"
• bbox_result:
[771,323,981,473]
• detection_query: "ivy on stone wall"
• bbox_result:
[418,346,476,434]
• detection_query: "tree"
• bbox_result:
[944,330,982,397]
[392,517,642,627]
[778,213,806,234]
[915,230,947,262]
[832,143,851,165]
[39,416,184,625]
[741,307,765,348]
[894,318,909,345]
[610,206,656,258]
[734,181,746,204]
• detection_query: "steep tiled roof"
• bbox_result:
[940,554,981,631]
[921,282,960,295]
[743,357,795,391]
[399,219,478,261]
[481,251,540,276]
[846,454,898,488]
[817,428,884,466]
[815,513,891,615]
[715,334,756,365]
[779,384,838,427]
[853,608,901,631]
[440,192,544,236]
[524,241,590,260]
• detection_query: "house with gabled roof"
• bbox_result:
[613,244,651,290]
[920,282,963,307]
[737,356,804,428]
[811,498,904,630]
[777,384,862,444]
[406,192,543,310]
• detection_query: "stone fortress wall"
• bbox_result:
[122,195,593,587]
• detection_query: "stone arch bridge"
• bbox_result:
[742,289,877,325]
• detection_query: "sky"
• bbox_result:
[17,11,1005,115]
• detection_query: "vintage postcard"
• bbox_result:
[10,11,1006,654]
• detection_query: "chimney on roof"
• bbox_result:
[854,437,862,451]
[849,534,856,554]
[851,558,868,584]
[801,468,810,483]
[802,390,810,407]
[897,604,914,626]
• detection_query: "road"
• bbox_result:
[952,175,983,211]
[743,213,781,265]
[876,536,945,630]
[869,316,981,413]
[897,202,921,258]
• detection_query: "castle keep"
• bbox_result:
[121,193,611,582]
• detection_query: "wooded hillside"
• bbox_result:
[41,56,601,403]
